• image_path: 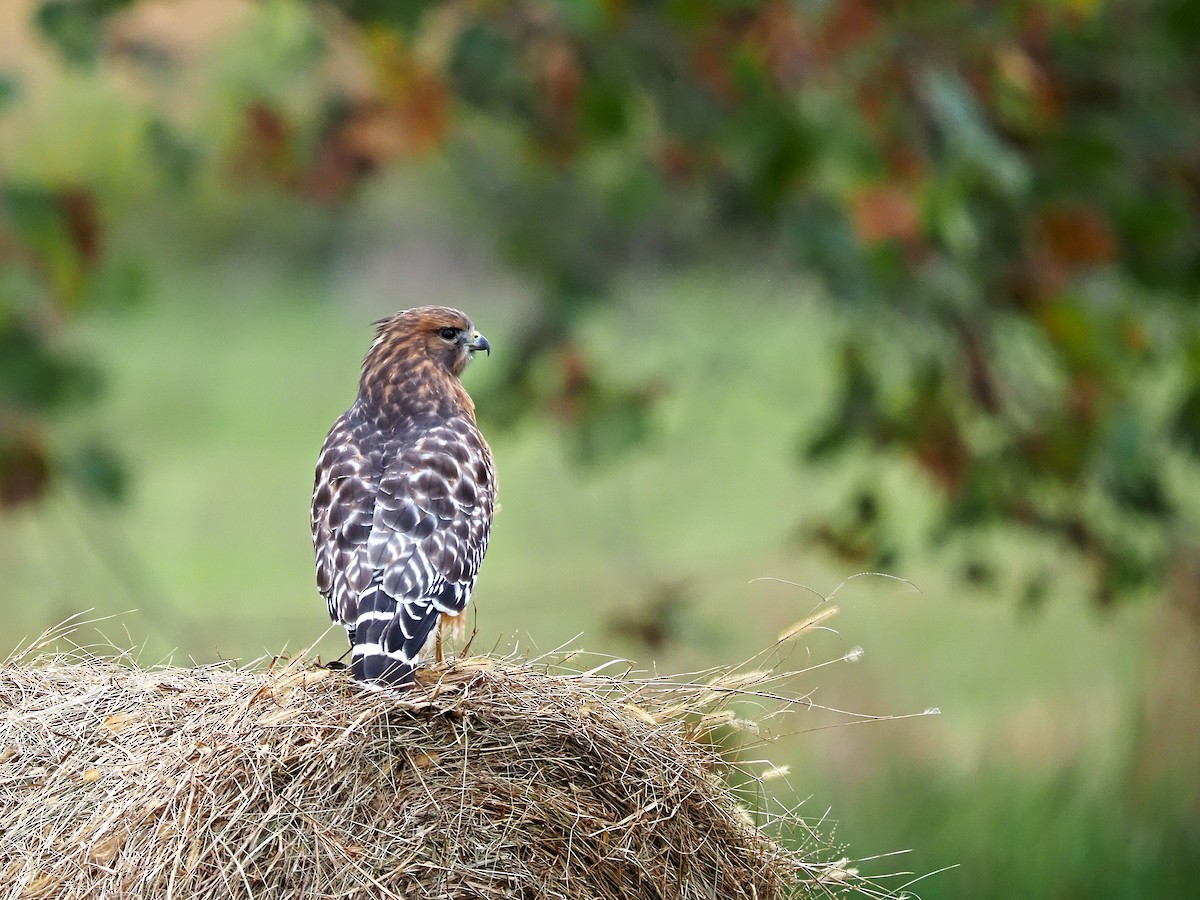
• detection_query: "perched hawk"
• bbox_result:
[311,307,495,685]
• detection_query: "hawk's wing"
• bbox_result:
[312,409,380,627]
[312,410,495,683]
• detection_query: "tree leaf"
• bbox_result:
[1173,382,1200,458]
[0,72,18,112]
[65,441,126,504]
[0,320,102,411]
[34,0,134,68]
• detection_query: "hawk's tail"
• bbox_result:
[350,584,441,686]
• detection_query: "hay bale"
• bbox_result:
[0,651,861,899]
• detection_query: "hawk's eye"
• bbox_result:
[438,327,459,341]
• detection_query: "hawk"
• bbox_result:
[311,307,495,686]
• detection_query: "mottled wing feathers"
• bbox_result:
[312,410,379,625]
[368,423,494,612]
[312,410,495,684]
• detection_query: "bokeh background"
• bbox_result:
[2,1,1199,896]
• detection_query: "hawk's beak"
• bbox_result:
[466,332,490,356]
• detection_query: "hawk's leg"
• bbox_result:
[324,636,353,671]
[435,617,444,664]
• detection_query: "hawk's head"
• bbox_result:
[360,306,490,415]
[370,306,490,378]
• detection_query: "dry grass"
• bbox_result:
[0,628,896,899]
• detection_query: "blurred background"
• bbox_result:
[2,1,1199,896]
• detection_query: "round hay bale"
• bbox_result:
[0,654,860,899]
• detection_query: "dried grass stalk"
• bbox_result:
[0,645,874,899]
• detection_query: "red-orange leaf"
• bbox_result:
[849,183,922,247]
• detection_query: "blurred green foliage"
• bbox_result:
[2,0,1199,611]
[6,5,1200,893]
[34,0,134,67]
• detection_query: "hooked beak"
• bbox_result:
[466,331,490,356]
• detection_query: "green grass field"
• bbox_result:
[1,254,1189,898]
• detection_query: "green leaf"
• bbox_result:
[1020,573,1049,614]
[34,0,134,67]
[783,196,870,303]
[0,319,104,411]
[555,0,609,32]
[1173,383,1200,458]
[568,389,656,467]
[64,440,126,503]
[2,184,62,237]
[450,24,529,117]
[804,343,881,461]
[919,67,1031,198]
[333,0,438,31]
[1100,545,1157,603]
[579,80,628,140]
[1104,410,1173,517]
[0,72,18,112]
[90,257,150,310]
[145,118,198,190]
